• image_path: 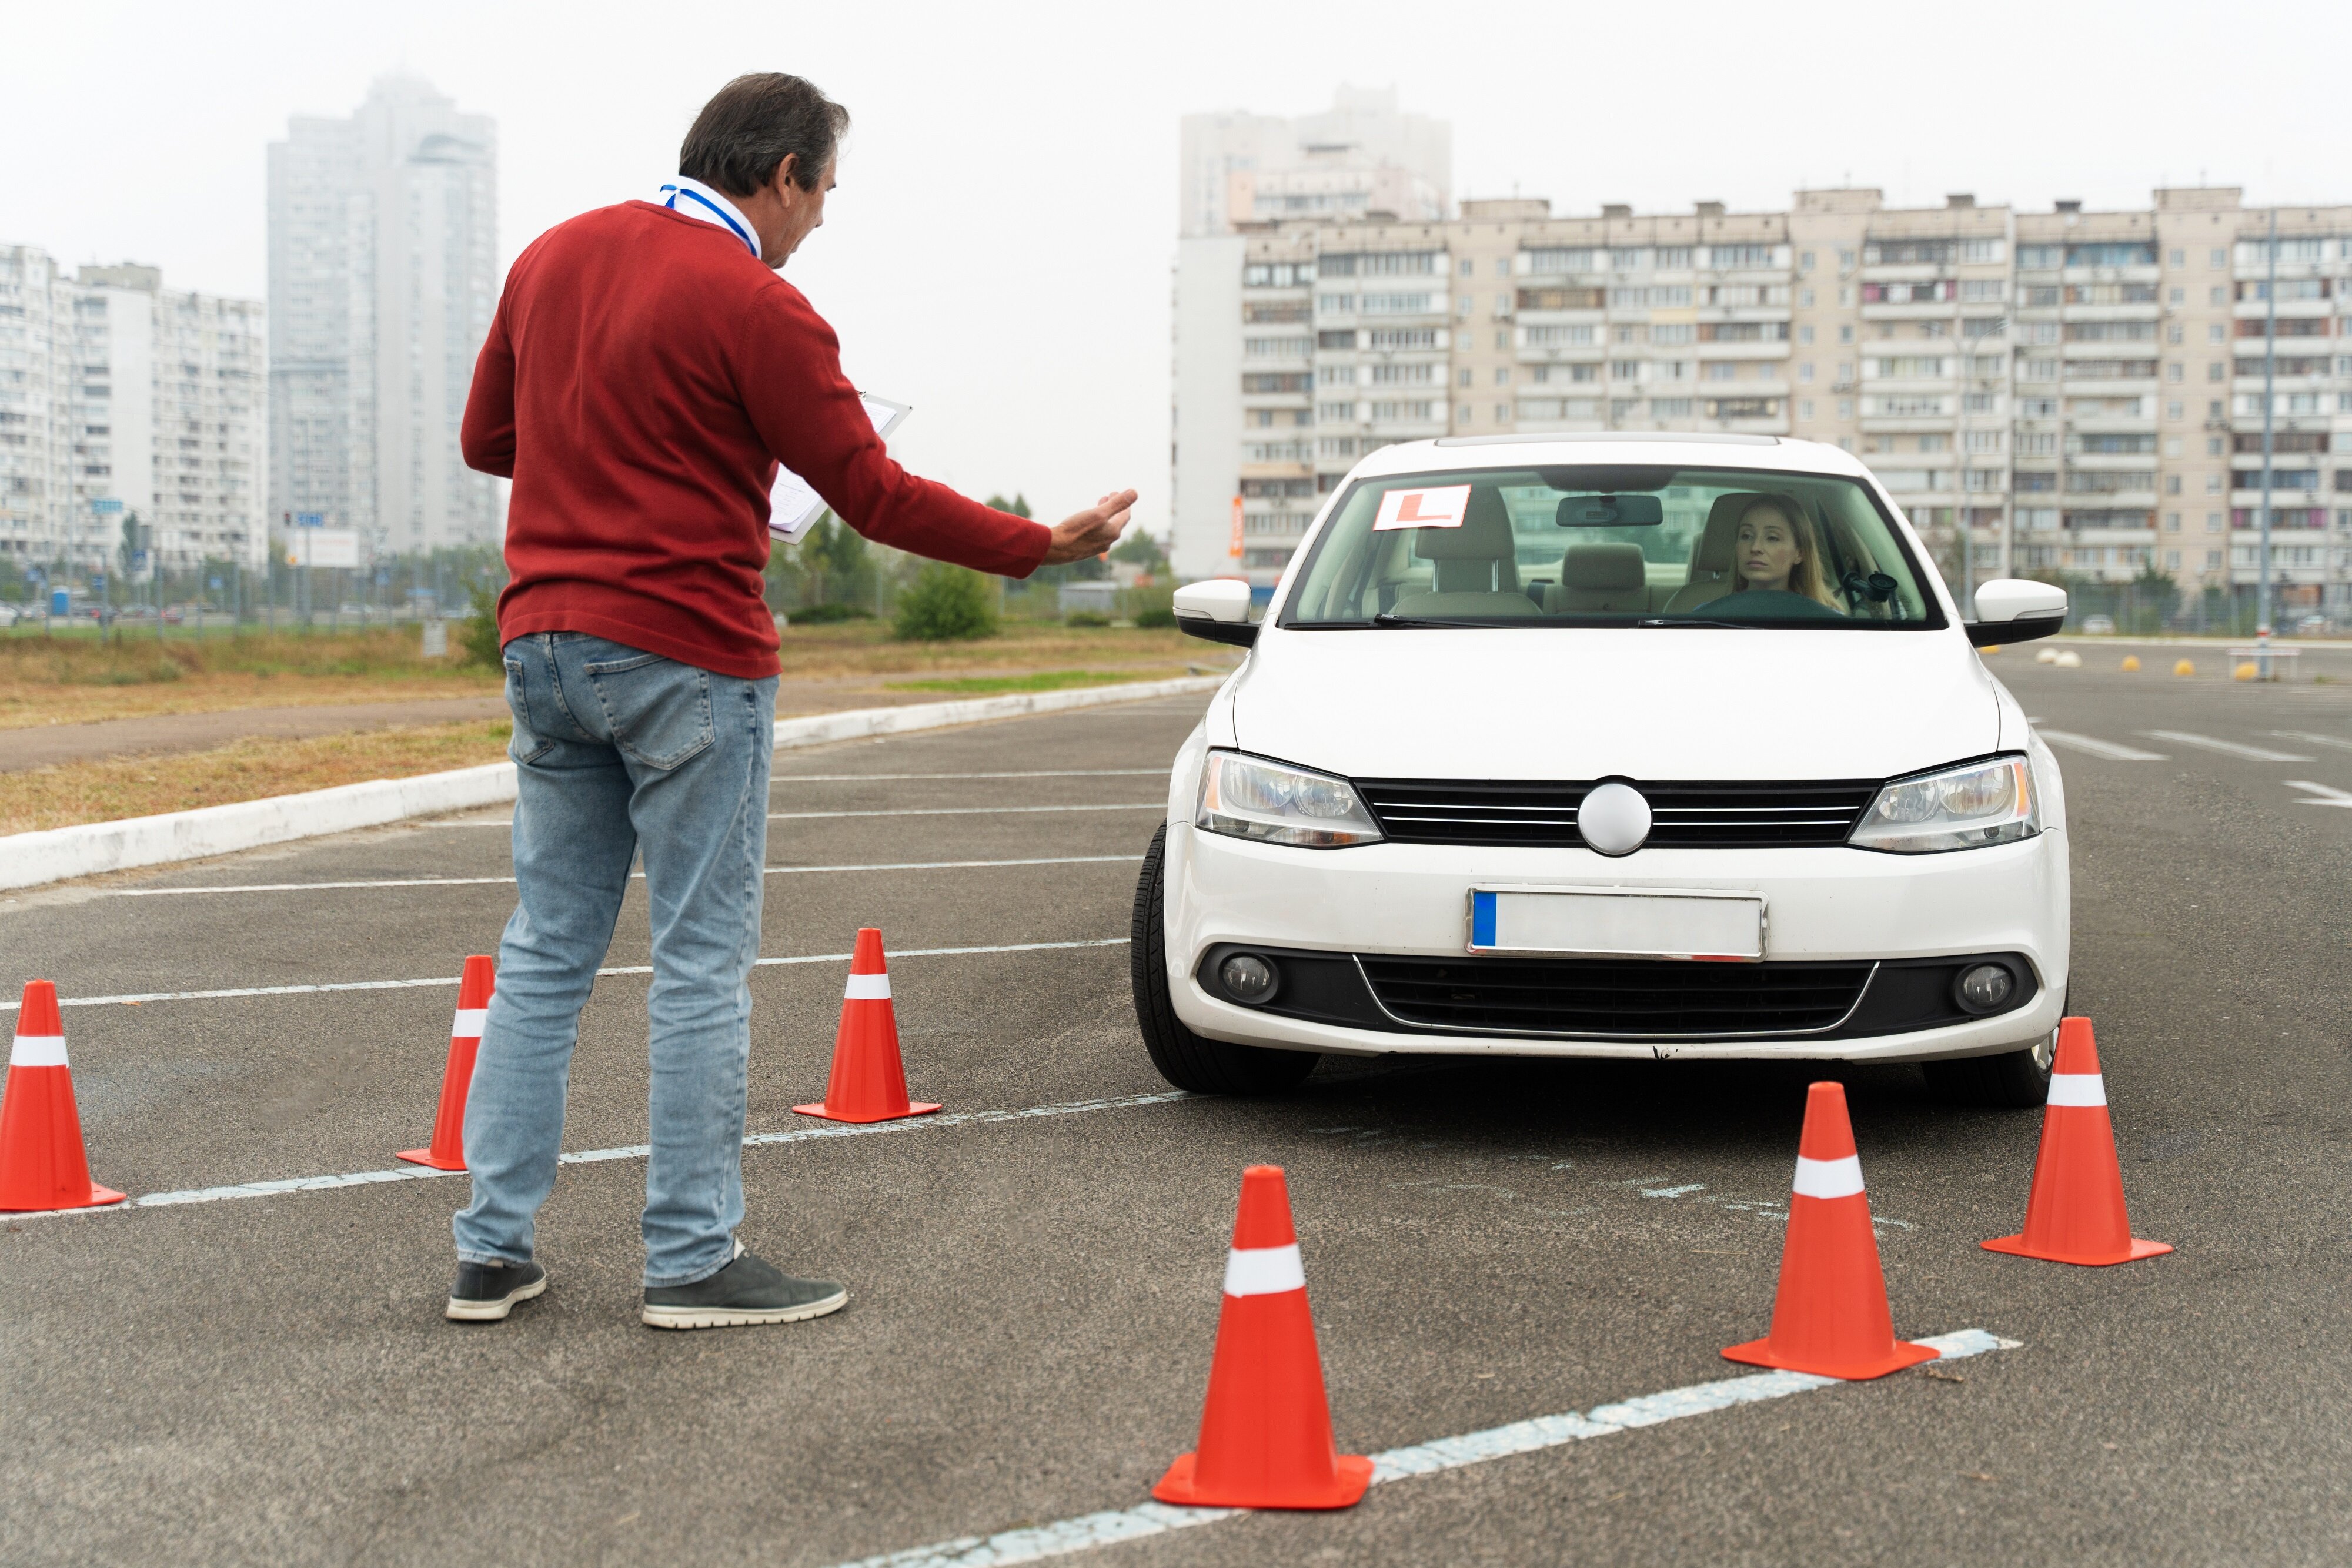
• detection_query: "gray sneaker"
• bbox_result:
[641,1251,847,1330]
[446,1259,547,1322]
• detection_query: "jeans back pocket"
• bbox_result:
[583,650,714,770]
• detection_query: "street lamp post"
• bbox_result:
[2257,207,2277,636]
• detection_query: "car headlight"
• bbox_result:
[1195,750,1384,848]
[1849,756,2037,854]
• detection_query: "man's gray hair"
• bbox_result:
[679,73,849,198]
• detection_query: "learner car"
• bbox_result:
[1134,433,2072,1106]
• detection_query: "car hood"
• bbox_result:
[1230,627,2000,782]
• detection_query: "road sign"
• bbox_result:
[90,497,124,517]
[284,529,360,569]
[295,511,326,528]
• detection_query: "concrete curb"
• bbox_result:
[0,675,1222,892]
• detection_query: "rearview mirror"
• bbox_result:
[1555,494,1665,528]
[1965,578,2068,648]
[1173,579,1258,647]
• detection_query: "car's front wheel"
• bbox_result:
[1920,1013,2058,1108]
[1130,825,1318,1095]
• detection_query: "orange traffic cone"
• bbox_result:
[794,930,940,1123]
[396,955,495,1169]
[1723,1081,1939,1380]
[1153,1165,1372,1510]
[0,980,126,1212]
[1982,1018,2172,1266]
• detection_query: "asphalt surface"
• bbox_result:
[4,663,2350,1565]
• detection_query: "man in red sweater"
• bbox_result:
[447,73,1132,1329]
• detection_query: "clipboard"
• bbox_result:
[770,393,911,544]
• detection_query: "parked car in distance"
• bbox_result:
[2295,614,2331,637]
[2079,615,2116,634]
[1142,433,2073,1109]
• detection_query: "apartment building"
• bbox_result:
[1171,185,2352,620]
[0,246,266,573]
[1179,86,1449,239]
[268,74,500,557]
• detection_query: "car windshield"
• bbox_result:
[1281,463,1943,630]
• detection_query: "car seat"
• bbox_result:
[1388,488,1540,618]
[1543,543,1652,613]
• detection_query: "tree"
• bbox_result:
[894,561,998,641]
[1111,528,1170,576]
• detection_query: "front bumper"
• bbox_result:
[1164,821,2069,1063]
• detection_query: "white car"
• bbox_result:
[1135,434,2073,1107]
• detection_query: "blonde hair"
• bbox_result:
[1732,497,1839,608]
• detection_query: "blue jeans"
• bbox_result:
[453,633,777,1286]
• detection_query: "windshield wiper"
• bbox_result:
[1636,616,1749,629]
[1371,613,1539,629]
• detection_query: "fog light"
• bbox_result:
[1955,963,2016,1014]
[1220,953,1277,1004]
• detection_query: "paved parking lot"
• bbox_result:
[4,662,2351,1565]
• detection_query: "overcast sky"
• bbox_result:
[4,0,2344,536]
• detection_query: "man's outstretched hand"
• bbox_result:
[1039,489,1138,567]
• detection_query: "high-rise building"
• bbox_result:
[0,246,265,573]
[1171,180,2352,621]
[1179,87,1450,238]
[268,74,500,558]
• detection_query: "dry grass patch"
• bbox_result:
[0,720,513,835]
[0,627,500,729]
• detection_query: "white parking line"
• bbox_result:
[2143,730,2311,762]
[830,1330,2020,1568]
[2035,730,2169,762]
[101,856,1144,899]
[773,770,1165,783]
[3,1091,1189,1222]
[2284,780,2352,808]
[0,937,1131,1011]
[2269,731,2352,754]
[425,804,1165,827]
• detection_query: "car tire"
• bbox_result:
[1921,1009,2059,1109]
[1130,825,1318,1095]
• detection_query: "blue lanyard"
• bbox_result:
[657,182,757,258]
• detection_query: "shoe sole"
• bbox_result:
[445,1273,548,1322]
[639,1287,848,1330]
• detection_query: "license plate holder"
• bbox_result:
[1466,885,1766,962]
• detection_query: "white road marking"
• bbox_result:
[2269,731,2352,754]
[773,770,1165,783]
[2,1091,1188,1221]
[101,856,1143,899]
[426,803,1165,826]
[2143,730,2311,762]
[0,937,1131,1012]
[829,1330,2020,1568]
[2283,780,2352,808]
[2034,730,2169,762]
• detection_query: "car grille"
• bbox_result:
[1354,778,1880,848]
[1357,955,1875,1037]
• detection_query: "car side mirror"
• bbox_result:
[1173,579,1259,648]
[1965,578,2068,648]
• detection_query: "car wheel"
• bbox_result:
[1921,1008,2059,1109]
[1130,825,1318,1095]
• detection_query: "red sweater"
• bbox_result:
[462,201,1050,679]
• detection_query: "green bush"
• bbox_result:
[1133,606,1177,628]
[789,601,876,624]
[894,563,999,641]
[460,613,505,670]
[1119,584,1175,627]
[1063,610,1111,628]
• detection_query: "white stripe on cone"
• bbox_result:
[450,1009,487,1038]
[9,1035,68,1068]
[1222,1243,1307,1297]
[1791,1154,1865,1201]
[2046,1072,2106,1108]
[844,972,891,1001]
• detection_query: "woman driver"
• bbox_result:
[1732,497,1842,609]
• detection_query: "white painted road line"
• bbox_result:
[0,937,1131,1012]
[2143,730,2312,763]
[831,1330,2021,1568]
[774,770,1166,783]
[3,1091,1190,1222]
[426,803,1165,827]
[101,856,1145,899]
[2036,730,2169,762]
[2284,780,2352,808]
[2270,731,2352,754]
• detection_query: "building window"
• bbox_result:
[1798,399,1813,420]
[1495,258,1510,278]
[1798,362,1815,382]
[1458,368,1473,387]
[1494,403,1509,420]
[2207,514,2223,533]
[1459,258,1475,277]
[1494,367,1511,386]
[1459,404,1474,423]
[1798,287,1814,307]
[1838,325,1854,343]
[1836,399,1853,420]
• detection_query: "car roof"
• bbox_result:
[1352,432,1874,483]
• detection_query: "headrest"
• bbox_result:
[1695,492,1804,573]
[1562,543,1648,591]
[1414,486,1518,560]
